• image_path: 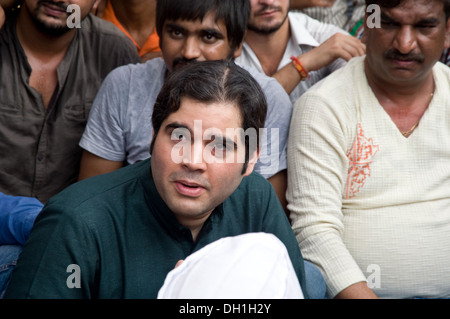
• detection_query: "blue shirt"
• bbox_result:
[0,192,43,245]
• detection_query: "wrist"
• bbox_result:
[290,56,309,81]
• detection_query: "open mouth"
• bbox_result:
[174,181,206,197]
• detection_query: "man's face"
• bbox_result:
[363,0,450,85]
[247,0,290,34]
[160,12,241,72]
[23,0,95,36]
[151,97,257,226]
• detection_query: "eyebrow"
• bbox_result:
[380,13,440,26]
[164,22,225,38]
[165,122,238,149]
[165,122,190,134]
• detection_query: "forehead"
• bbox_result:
[164,11,228,33]
[163,97,244,137]
[380,0,445,22]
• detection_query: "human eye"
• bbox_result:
[201,30,223,44]
[415,19,439,33]
[210,138,235,158]
[380,19,398,29]
[203,33,216,43]
[166,25,185,40]
[380,15,399,29]
[170,127,190,143]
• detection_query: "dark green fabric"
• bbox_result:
[5,159,306,298]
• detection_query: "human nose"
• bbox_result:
[393,26,418,54]
[181,37,201,60]
[257,0,276,5]
[182,140,207,171]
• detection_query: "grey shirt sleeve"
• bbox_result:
[239,64,293,179]
[79,65,132,162]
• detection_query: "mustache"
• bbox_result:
[384,49,425,63]
[37,0,69,11]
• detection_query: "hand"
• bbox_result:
[300,33,366,72]
[272,33,365,95]
[175,260,184,268]
[91,0,107,18]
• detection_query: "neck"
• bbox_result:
[110,0,156,31]
[364,60,436,136]
[177,212,212,243]
[16,7,75,57]
[244,19,291,76]
[365,61,435,109]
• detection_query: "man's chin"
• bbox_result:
[33,18,72,36]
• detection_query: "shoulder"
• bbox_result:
[288,11,348,40]
[287,11,327,29]
[78,14,140,62]
[292,56,365,132]
[102,58,166,88]
[47,160,150,213]
[299,56,364,102]
[432,62,450,103]
[433,61,450,82]
[287,11,313,24]
[80,14,128,40]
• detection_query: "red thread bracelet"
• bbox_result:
[290,56,309,80]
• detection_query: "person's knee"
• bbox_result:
[0,245,23,298]
[304,260,327,299]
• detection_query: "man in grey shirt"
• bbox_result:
[79,0,293,211]
[0,0,140,203]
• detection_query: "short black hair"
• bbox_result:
[150,60,267,174]
[365,0,450,20]
[156,0,250,53]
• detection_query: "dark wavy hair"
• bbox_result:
[150,60,267,174]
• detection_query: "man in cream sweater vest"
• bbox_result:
[287,0,450,298]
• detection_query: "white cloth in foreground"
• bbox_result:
[157,232,304,299]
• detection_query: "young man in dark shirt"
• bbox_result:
[4,60,308,299]
[0,0,140,203]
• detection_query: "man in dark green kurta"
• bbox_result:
[4,60,307,299]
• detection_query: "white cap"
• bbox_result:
[157,232,304,299]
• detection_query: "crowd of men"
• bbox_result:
[0,0,449,299]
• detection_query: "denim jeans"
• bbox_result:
[0,245,22,298]
[304,260,327,299]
